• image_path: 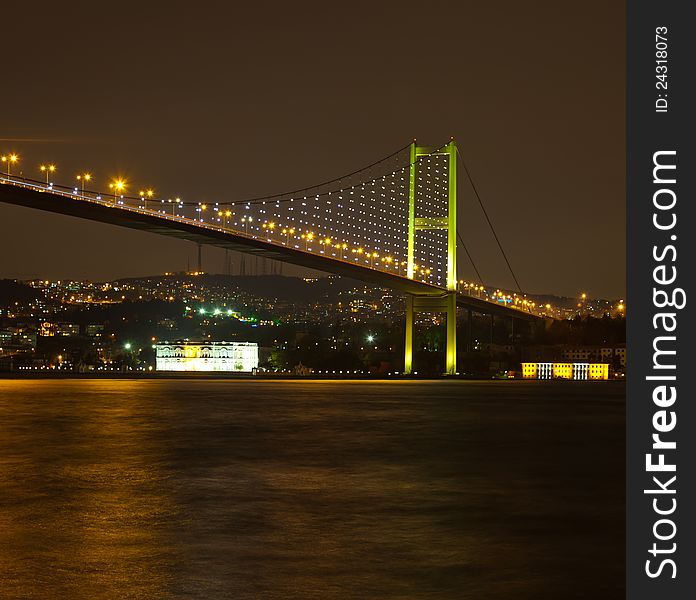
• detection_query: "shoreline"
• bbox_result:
[0,372,625,382]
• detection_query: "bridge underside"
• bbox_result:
[0,184,539,321]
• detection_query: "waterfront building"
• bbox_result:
[155,341,258,372]
[521,362,609,380]
[562,345,626,369]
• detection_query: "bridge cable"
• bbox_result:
[229,141,412,205]
[456,231,485,286]
[456,147,524,296]
[230,141,449,206]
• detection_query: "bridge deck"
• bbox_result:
[0,180,540,321]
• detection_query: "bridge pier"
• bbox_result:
[403,291,457,376]
[467,309,473,352]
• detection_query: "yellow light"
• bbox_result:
[225,210,232,217]
[146,189,153,198]
[201,204,207,210]
[9,154,18,163]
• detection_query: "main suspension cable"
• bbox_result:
[456,230,485,286]
[456,146,524,295]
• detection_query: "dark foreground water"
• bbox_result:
[0,379,624,599]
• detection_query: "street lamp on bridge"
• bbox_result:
[109,179,126,203]
[39,164,56,185]
[218,209,232,228]
[139,189,154,210]
[76,173,92,194]
[1,153,19,177]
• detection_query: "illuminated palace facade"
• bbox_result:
[521,362,609,380]
[155,341,258,372]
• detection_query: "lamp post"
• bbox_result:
[76,173,91,194]
[110,179,125,203]
[40,164,56,185]
[262,222,276,239]
[398,260,406,276]
[138,189,154,210]
[304,232,314,251]
[1,154,19,177]
[282,227,295,245]
[218,209,232,228]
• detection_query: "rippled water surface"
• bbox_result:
[0,379,624,599]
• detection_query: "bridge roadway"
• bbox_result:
[0,179,539,321]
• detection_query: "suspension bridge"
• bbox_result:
[0,140,543,375]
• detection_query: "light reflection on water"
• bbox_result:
[0,379,624,599]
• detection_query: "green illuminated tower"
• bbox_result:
[404,139,457,375]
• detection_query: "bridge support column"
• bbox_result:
[445,291,457,375]
[467,309,473,352]
[404,294,414,375]
[403,291,457,376]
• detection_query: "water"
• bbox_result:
[0,379,624,599]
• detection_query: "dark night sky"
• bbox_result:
[1,1,625,298]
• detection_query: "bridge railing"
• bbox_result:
[1,174,542,316]
[0,174,421,278]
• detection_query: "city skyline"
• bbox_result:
[0,1,625,298]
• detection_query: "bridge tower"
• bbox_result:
[404,139,458,375]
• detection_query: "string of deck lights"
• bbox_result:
[0,143,473,286]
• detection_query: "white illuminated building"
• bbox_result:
[156,341,258,372]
